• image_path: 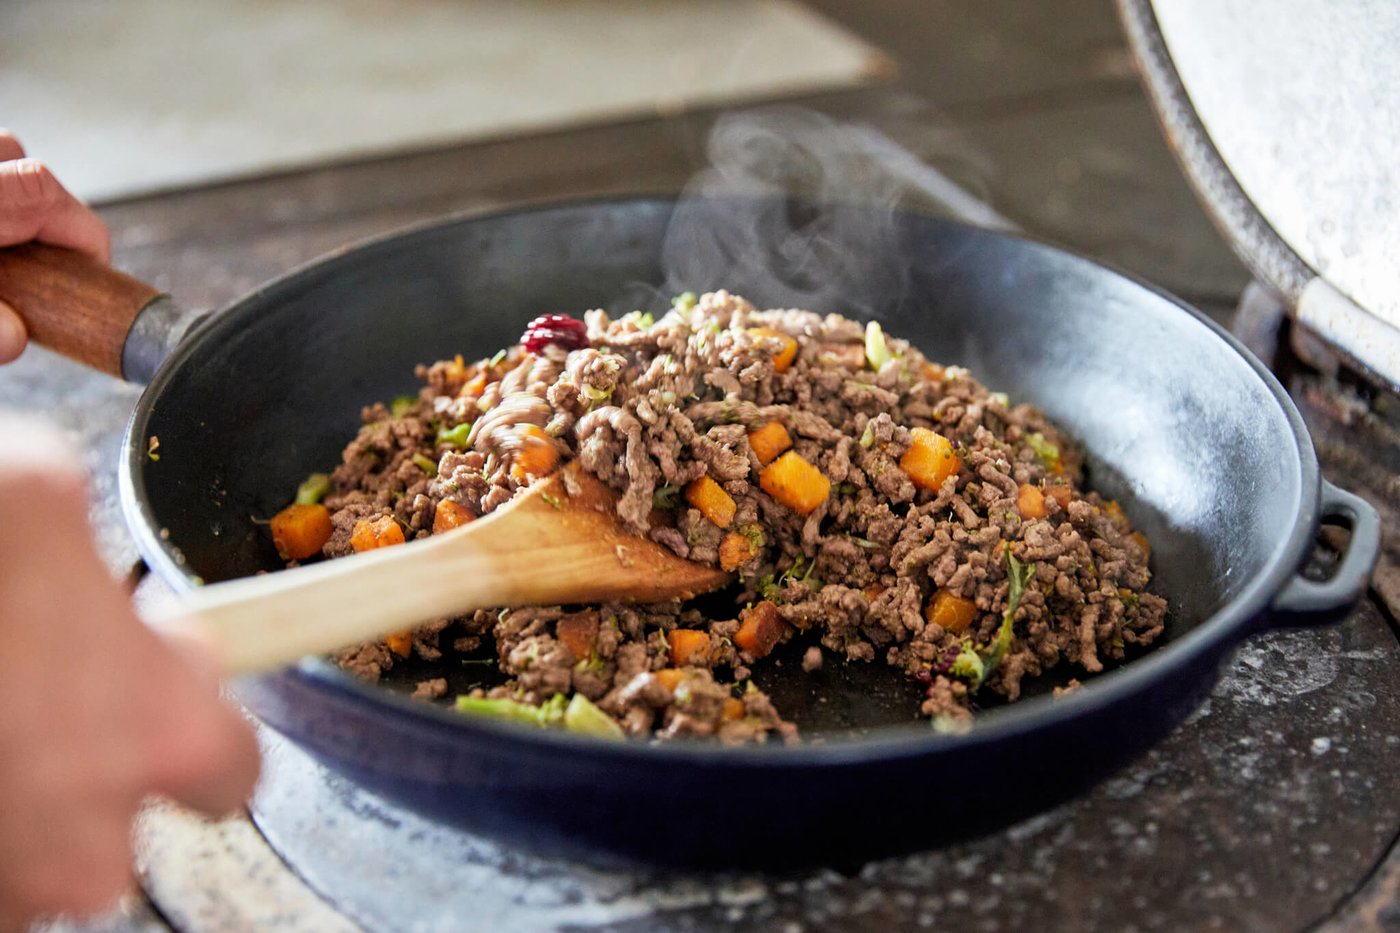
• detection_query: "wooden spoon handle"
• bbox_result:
[0,243,162,376]
[145,530,512,677]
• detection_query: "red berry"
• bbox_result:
[521,314,589,354]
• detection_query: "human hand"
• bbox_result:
[0,417,259,928]
[0,130,111,364]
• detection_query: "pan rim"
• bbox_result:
[118,193,1319,767]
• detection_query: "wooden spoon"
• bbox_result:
[146,463,731,675]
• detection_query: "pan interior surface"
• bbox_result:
[128,198,1305,739]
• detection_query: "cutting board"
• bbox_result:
[0,0,887,203]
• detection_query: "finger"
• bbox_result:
[146,630,261,817]
[0,299,26,364]
[0,158,110,262]
[0,129,25,162]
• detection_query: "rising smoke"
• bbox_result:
[658,107,1014,320]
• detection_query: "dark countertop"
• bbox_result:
[7,1,1398,929]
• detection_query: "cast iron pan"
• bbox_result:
[0,197,1380,868]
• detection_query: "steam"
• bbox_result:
[658,107,1016,318]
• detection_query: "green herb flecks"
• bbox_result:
[295,472,332,505]
[673,292,698,312]
[390,395,418,418]
[955,549,1036,691]
[541,493,564,510]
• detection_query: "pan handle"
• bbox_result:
[0,242,199,384]
[1267,480,1380,627]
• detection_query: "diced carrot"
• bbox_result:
[433,499,474,534]
[718,531,759,571]
[655,668,685,692]
[735,601,787,658]
[460,371,488,398]
[864,584,885,602]
[723,697,745,721]
[748,327,798,373]
[385,630,414,658]
[1130,531,1151,561]
[557,613,600,661]
[899,428,961,492]
[270,503,333,561]
[508,424,559,484]
[1016,483,1047,520]
[758,451,830,515]
[923,363,945,382]
[924,589,978,635]
[685,475,736,528]
[1044,483,1073,509]
[747,421,793,466]
[351,514,406,552]
[668,629,712,666]
[1104,500,1128,528]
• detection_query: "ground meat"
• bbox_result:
[310,291,1167,742]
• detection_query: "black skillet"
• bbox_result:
[0,197,1379,868]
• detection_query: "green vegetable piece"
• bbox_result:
[738,523,766,549]
[437,422,472,448]
[1027,432,1062,471]
[411,453,439,477]
[859,422,876,448]
[295,472,332,505]
[583,384,614,403]
[537,693,568,727]
[951,643,985,681]
[489,349,508,367]
[673,291,698,312]
[653,484,679,509]
[990,392,1010,408]
[563,694,626,740]
[541,493,564,510]
[453,696,549,728]
[864,320,895,370]
[390,395,418,417]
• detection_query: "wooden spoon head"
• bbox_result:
[486,462,733,605]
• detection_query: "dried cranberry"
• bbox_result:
[520,314,589,354]
[914,669,933,685]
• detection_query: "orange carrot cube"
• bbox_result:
[433,499,474,534]
[1016,483,1047,520]
[758,451,830,515]
[748,327,798,373]
[747,422,793,466]
[685,475,737,528]
[270,503,333,561]
[924,589,978,635]
[900,428,961,492]
[735,601,787,658]
[351,514,406,552]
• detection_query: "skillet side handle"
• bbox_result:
[0,242,163,377]
[1267,480,1380,628]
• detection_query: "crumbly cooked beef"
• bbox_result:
[310,291,1166,741]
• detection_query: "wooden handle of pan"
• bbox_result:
[0,242,162,376]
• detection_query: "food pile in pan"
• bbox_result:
[269,291,1166,742]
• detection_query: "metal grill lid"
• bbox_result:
[1120,0,1400,389]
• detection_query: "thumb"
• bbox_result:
[0,298,26,364]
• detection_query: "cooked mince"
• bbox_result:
[284,291,1166,743]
